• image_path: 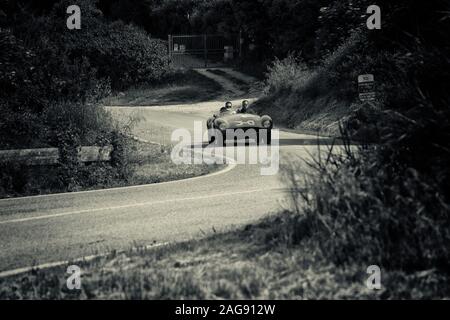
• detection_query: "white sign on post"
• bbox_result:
[358,74,376,102]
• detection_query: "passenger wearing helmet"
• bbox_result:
[237,100,249,113]
[220,101,233,114]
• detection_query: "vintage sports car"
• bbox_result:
[207,111,273,145]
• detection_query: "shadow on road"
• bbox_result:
[189,137,349,149]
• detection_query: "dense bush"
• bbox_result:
[0,0,172,192]
[263,55,310,94]
[53,0,169,90]
[0,0,169,149]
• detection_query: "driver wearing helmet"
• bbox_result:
[220,101,234,113]
[237,100,249,113]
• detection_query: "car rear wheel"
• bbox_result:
[257,129,272,145]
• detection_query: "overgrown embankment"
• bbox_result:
[253,1,449,139]
[0,0,169,150]
[251,0,450,295]
[0,0,220,197]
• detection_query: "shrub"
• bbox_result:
[0,22,113,149]
[33,0,170,90]
[263,55,310,94]
[0,0,160,190]
[0,0,170,150]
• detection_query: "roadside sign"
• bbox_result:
[358,74,376,102]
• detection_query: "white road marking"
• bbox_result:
[0,188,286,225]
[0,147,237,203]
[0,127,319,204]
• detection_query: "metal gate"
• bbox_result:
[168,34,240,68]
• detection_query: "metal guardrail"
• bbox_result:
[0,146,114,166]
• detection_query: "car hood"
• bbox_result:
[216,113,263,122]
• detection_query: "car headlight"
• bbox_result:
[218,122,228,130]
[262,120,272,128]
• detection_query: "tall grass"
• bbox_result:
[263,54,311,94]
[281,125,450,272]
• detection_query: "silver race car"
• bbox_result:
[207,104,273,145]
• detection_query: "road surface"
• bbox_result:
[0,72,334,274]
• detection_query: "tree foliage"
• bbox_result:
[0,0,169,149]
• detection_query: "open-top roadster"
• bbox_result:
[207,110,273,146]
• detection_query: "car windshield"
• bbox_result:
[220,108,233,114]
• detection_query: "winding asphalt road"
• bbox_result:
[0,71,334,275]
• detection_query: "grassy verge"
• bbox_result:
[1,213,448,300]
[104,70,223,107]
[0,140,223,199]
[253,92,350,137]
